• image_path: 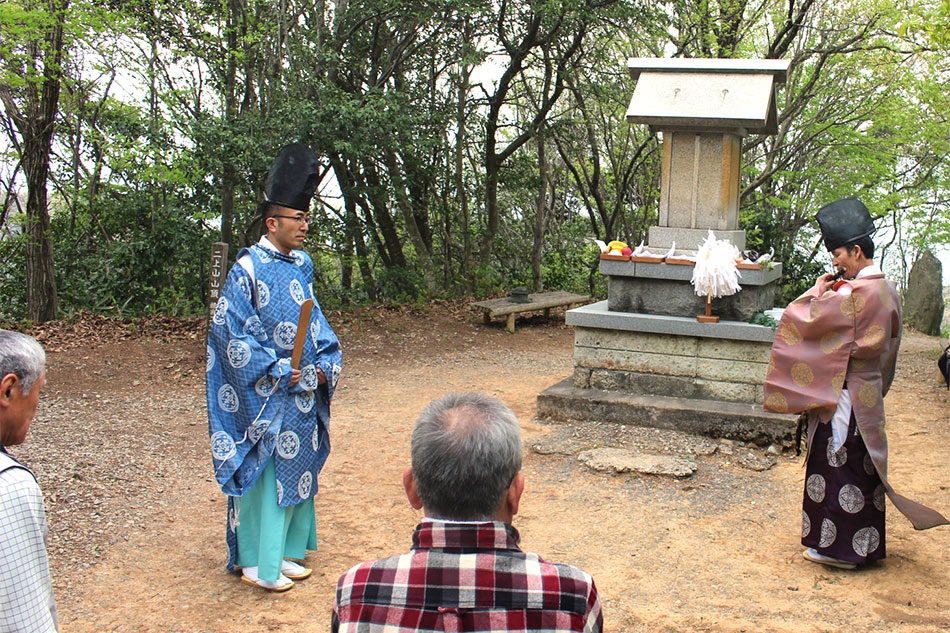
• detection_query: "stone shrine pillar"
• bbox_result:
[626,58,788,251]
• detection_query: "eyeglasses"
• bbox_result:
[271,214,310,224]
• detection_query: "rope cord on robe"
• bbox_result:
[212,395,275,477]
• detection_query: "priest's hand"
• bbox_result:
[815,272,835,295]
[289,368,301,386]
[316,368,327,385]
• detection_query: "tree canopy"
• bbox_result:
[1,0,948,321]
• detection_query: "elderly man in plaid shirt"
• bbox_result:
[0,330,56,632]
[333,391,603,633]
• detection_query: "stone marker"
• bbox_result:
[207,241,229,328]
[903,250,944,336]
[577,447,697,478]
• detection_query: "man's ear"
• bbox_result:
[403,466,424,510]
[0,373,17,407]
[502,472,525,519]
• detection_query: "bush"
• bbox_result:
[0,232,28,321]
[374,265,429,304]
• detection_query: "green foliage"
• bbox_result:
[749,312,779,328]
[49,192,210,318]
[541,247,607,297]
[2,0,949,321]
[0,230,28,321]
[0,2,55,89]
[898,0,950,47]
[472,264,506,298]
[375,266,430,304]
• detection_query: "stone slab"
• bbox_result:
[575,328,700,356]
[626,58,790,83]
[584,367,763,403]
[574,328,771,362]
[695,336,772,362]
[574,346,766,384]
[606,276,778,320]
[577,447,696,477]
[626,63,788,135]
[660,132,742,234]
[599,258,783,285]
[536,378,797,444]
[575,345,699,377]
[566,301,776,343]
[734,451,777,471]
[903,250,944,335]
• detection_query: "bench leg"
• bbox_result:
[543,307,551,318]
[483,312,492,325]
[505,313,516,333]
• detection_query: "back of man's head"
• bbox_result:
[0,329,46,447]
[410,392,522,520]
[0,330,45,393]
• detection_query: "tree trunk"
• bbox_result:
[148,31,160,234]
[454,56,472,287]
[531,135,552,292]
[382,149,438,290]
[220,175,235,247]
[343,194,376,302]
[479,155,500,267]
[220,0,240,247]
[23,137,58,321]
[362,161,407,268]
[3,0,71,322]
[330,153,377,300]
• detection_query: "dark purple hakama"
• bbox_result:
[801,414,886,564]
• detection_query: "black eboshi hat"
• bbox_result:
[263,143,320,212]
[815,197,876,252]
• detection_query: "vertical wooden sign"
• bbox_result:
[207,242,230,329]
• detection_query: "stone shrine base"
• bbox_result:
[536,301,798,445]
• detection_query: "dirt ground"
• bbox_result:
[14,303,950,633]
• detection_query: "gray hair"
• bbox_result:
[0,329,46,392]
[410,391,522,520]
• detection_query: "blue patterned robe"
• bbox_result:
[206,238,341,512]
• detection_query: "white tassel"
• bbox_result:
[691,230,741,299]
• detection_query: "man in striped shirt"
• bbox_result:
[333,392,602,633]
[0,329,56,632]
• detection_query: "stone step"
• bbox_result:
[536,378,797,445]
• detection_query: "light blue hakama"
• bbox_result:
[235,459,317,582]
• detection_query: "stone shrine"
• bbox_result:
[538,58,798,444]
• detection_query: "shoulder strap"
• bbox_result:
[237,251,260,310]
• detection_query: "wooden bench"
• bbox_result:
[470,291,591,332]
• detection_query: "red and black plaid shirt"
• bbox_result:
[333,520,603,633]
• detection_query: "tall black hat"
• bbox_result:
[263,143,320,212]
[815,197,875,251]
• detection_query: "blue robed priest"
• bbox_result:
[206,143,342,592]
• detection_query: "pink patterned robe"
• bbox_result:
[764,274,946,530]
